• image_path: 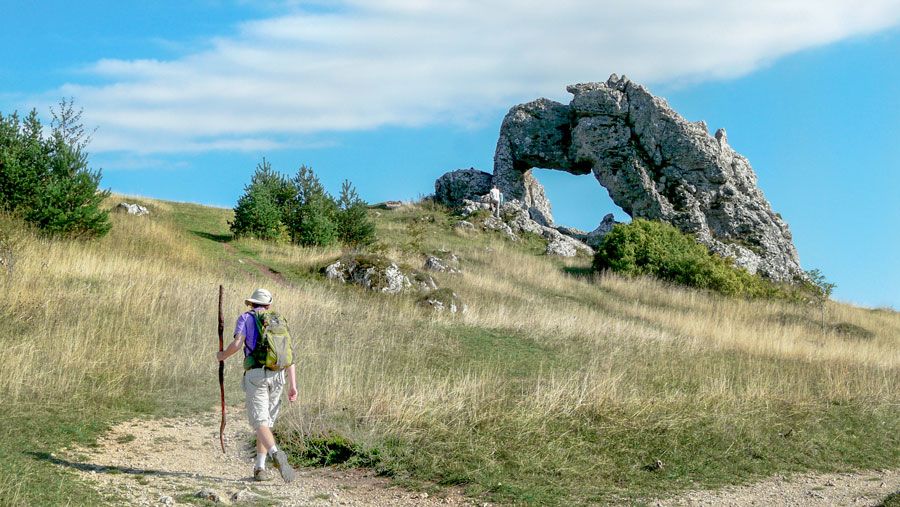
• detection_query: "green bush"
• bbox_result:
[593,219,775,298]
[0,104,110,238]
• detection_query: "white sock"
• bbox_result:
[255,453,267,470]
[268,444,279,455]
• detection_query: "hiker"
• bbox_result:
[216,288,297,483]
[489,184,503,218]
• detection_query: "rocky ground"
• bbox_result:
[56,406,482,506]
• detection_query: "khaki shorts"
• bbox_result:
[242,368,285,430]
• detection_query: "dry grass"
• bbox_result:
[3,197,900,504]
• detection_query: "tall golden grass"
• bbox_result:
[3,196,899,502]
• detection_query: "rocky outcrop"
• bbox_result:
[487,75,802,281]
[324,254,447,296]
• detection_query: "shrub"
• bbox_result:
[593,219,775,298]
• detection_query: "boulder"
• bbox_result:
[434,168,493,206]
[117,202,149,216]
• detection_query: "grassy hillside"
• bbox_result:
[1,195,899,505]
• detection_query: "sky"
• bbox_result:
[1,1,898,309]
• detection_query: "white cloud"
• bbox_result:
[40,0,900,153]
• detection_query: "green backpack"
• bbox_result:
[243,310,294,371]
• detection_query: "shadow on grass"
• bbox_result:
[28,451,239,483]
[562,266,593,279]
[192,230,232,243]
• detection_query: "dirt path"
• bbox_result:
[651,469,900,506]
[56,405,481,506]
[222,242,292,287]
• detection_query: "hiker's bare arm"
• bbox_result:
[287,364,297,403]
[216,334,245,362]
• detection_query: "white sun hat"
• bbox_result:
[245,288,273,306]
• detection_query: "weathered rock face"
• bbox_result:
[491,75,802,281]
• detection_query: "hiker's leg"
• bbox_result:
[256,425,276,453]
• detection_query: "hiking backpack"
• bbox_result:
[243,310,294,371]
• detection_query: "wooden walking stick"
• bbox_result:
[218,284,226,454]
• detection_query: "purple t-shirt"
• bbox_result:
[234,310,261,357]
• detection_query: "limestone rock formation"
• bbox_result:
[488,75,802,281]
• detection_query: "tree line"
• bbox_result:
[230,158,375,247]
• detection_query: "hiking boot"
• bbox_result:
[253,468,271,482]
[271,450,295,483]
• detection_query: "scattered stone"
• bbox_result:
[424,255,460,274]
[480,216,518,242]
[459,198,491,216]
[231,488,262,502]
[117,202,149,216]
[370,200,403,210]
[454,220,475,231]
[195,488,226,503]
[418,288,467,313]
[158,495,174,505]
[410,271,439,291]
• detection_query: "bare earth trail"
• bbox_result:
[221,242,291,287]
[57,406,479,506]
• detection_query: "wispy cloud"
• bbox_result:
[40,0,900,154]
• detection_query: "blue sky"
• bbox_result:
[2,1,899,309]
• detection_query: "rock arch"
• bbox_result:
[490,75,802,281]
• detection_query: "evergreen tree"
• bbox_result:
[335,179,376,247]
[287,165,337,246]
[230,158,289,240]
[25,139,111,238]
[0,102,111,238]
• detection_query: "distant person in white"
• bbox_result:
[489,185,502,218]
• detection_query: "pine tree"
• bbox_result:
[287,165,338,246]
[336,179,376,247]
[0,101,111,238]
[230,158,289,241]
